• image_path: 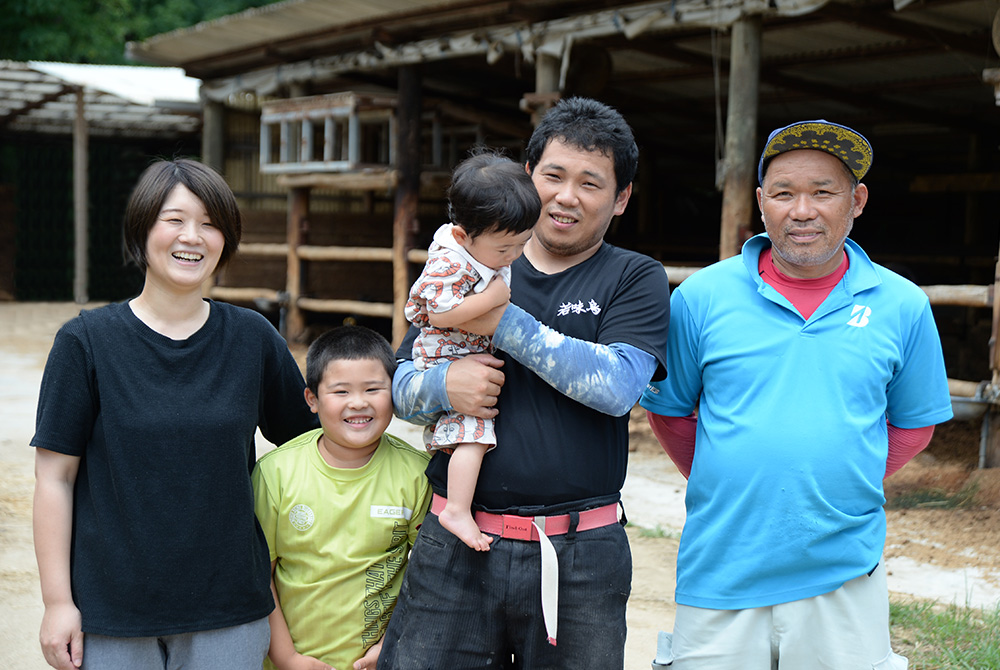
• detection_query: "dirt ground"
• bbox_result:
[2,302,999,669]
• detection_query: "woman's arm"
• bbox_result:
[33,448,83,670]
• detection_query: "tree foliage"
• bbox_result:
[0,0,282,64]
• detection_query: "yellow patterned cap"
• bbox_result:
[758,120,873,184]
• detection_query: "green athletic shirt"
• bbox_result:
[252,429,431,670]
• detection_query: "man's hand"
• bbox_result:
[39,602,83,670]
[446,354,505,418]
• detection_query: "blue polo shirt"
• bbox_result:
[641,234,952,609]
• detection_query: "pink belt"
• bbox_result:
[430,493,620,541]
[429,493,623,646]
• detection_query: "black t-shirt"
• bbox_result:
[32,300,319,636]
[402,243,669,515]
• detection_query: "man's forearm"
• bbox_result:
[492,304,656,416]
[392,359,451,424]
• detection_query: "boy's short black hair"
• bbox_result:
[447,147,541,239]
[306,326,397,393]
[525,97,638,196]
[123,158,242,271]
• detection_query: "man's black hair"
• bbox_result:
[524,97,638,195]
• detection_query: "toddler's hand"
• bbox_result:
[482,277,510,308]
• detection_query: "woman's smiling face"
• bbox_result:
[143,183,225,290]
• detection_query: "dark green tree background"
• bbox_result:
[0,0,281,64]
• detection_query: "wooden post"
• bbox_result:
[73,87,88,304]
[719,15,761,260]
[202,99,225,172]
[392,66,422,348]
[286,186,309,342]
[985,233,1000,467]
[524,53,561,127]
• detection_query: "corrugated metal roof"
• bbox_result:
[127,0,479,69]
[0,61,201,138]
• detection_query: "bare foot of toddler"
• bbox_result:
[439,506,493,551]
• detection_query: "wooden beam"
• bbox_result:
[392,66,422,348]
[910,173,1000,193]
[949,379,984,398]
[719,15,761,260]
[921,284,992,307]
[208,286,281,302]
[297,245,393,262]
[275,170,450,192]
[237,243,289,257]
[202,99,225,172]
[298,297,394,318]
[987,233,1000,468]
[73,87,88,304]
[430,99,531,141]
[407,248,429,264]
[818,1,990,60]
[286,186,309,341]
[0,83,75,130]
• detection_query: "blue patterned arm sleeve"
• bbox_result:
[493,304,657,416]
[392,358,451,425]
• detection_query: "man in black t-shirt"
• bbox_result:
[378,97,670,669]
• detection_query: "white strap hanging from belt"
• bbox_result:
[533,516,559,646]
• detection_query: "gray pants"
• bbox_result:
[80,617,270,670]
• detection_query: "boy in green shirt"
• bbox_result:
[252,326,432,670]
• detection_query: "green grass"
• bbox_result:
[890,599,1000,668]
[635,524,681,540]
[885,482,979,510]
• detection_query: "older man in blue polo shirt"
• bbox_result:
[642,120,953,669]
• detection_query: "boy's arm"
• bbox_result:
[266,563,331,670]
[427,277,509,331]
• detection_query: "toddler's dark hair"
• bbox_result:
[447,148,540,239]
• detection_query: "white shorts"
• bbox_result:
[658,560,908,669]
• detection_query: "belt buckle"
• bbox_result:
[501,514,535,541]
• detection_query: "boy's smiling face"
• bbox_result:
[305,357,393,468]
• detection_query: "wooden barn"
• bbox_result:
[125,0,1000,461]
[0,61,202,303]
